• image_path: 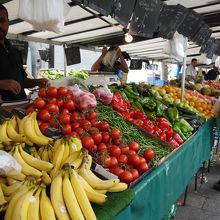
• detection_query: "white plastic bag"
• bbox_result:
[102,49,118,68]
[0,150,21,177]
[199,54,212,65]
[93,86,113,104]
[18,0,70,33]
[215,56,220,69]
[69,84,97,110]
[163,32,188,62]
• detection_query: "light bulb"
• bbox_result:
[125,33,133,43]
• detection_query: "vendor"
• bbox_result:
[91,45,129,84]
[204,65,220,80]
[186,58,198,80]
[0,4,48,101]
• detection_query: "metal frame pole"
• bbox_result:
[63,44,67,77]
[181,56,187,102]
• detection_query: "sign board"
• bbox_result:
[65,46,81,66]
[10,40,28,65]
[191,24,212,46]
[111,0,136,27]
[130,0,163,38]
[158,4,187,39]
[177,9,204,39]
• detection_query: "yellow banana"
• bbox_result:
[4,183,30,220]
[52,139,62,162]
[50,143,65,179]
[84,154,93,170]
[29,147,41,160]
[19,145,53,172]
[61,150,83,168]
[41,171,51,185]
[107,182,128,192]
[78,174,107,204]
[27,187,41,220]
[95,189,107,194]
[42,148,49,162]
[0,184,7,206]
[10,116,18,131]
[50,171,70,220]
[68,137,82,153]
[0,121,11,144]
[18,115,34,146]
[30,112,52,142]
[0,177,7,185]
[6,176,19,185]
[70,169,96,220]
[48,148,53,163]
[6,119,25,143]
[11,187,36,220]
[23,114,50,146]
[78,166,119,190]
[7,172,26,181]
[12,146,42,177]
[62,171,85,220]
[61,141,70,165]
[40,187,56,220]
[38,147,44,158]
[1,181,23,196]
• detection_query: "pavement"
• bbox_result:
[175,158,220,220]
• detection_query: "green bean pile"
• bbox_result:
[95,104,170,162]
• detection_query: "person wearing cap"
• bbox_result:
[186,58,198,80]
[0,4,48,101]
[91,45,129,84]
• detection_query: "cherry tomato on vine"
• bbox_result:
[46,87,57,98]
[119,170,133,184]
[82,136,95,150]
[34,97,45,109]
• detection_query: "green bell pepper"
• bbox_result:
[156,101,166,117]
[179,118,194,132]
[167,107,179,123]
[146,111,157,121]
[173,124,187,140]
[141,97,156,111]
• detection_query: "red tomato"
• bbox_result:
[128,154,141,167]
[46,87,57,98]
[69,131,78,138]
[127,150,136,157]
[109,145,121,157]
[97,143,107,152]
[117,154,128,165]
[39,109,51,121]
[138,162,149,174]
[62,124,71,135]
[139,157,146,164]
[78,102,88,111]
[82,136,95,150]
[25,106,34,115]
[64,100,75,111]
[98,121,110,131]
[128,141,140,152]
[71,122,80,131]
[80,120,92,131]
[88,127,99,134]
[47,97,57,104]
[59,114,70,124]
[98,156,111,168]
[38,88,46,98]
[120,146,130,154]
[34,98,45,109]
[109,157,118,168]
[119,170,133,184]
[57,86,68,97]
[143,148,155,161]
[60,108,69,115]
[90,119,98,127]
[56,99,64,108]
[39,123,49,133]
[70,112,80,122]
[102,132,110,143]
[130,168,140,180]
[75,127,84,136]
[45,104,59,113]
[110,128,120,140]
[48,117,59,128]
[86,110,97,121]
[91,132,102,144]
[109,167,124,176]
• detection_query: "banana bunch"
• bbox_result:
[0,112,52,147]
[50,137,84,179]
[38,145,53,163]
[10,144,53,178]
[4,177,56,220]
[0,184,7,212]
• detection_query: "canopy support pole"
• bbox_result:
[181,56,187,102]
[63,45,67,77]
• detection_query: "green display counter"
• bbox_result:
[114,120,213,220]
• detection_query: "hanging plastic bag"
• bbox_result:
[0,150,21,177]
[199,54,212,65]
[93,86,113,104]
[102,48,118,68]
[18,0,70,33]
[215,56,220,69]
[163,32,188,62]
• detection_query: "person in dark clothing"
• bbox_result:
[0,4,48,101]
[204,65,220,80]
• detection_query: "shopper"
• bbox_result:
[186,58,198,80]
[204,65,220,80]
[91,45,129,84]
[0,4,48,101]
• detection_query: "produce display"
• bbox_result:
[0,78,215,219]
[204,80,220,91]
